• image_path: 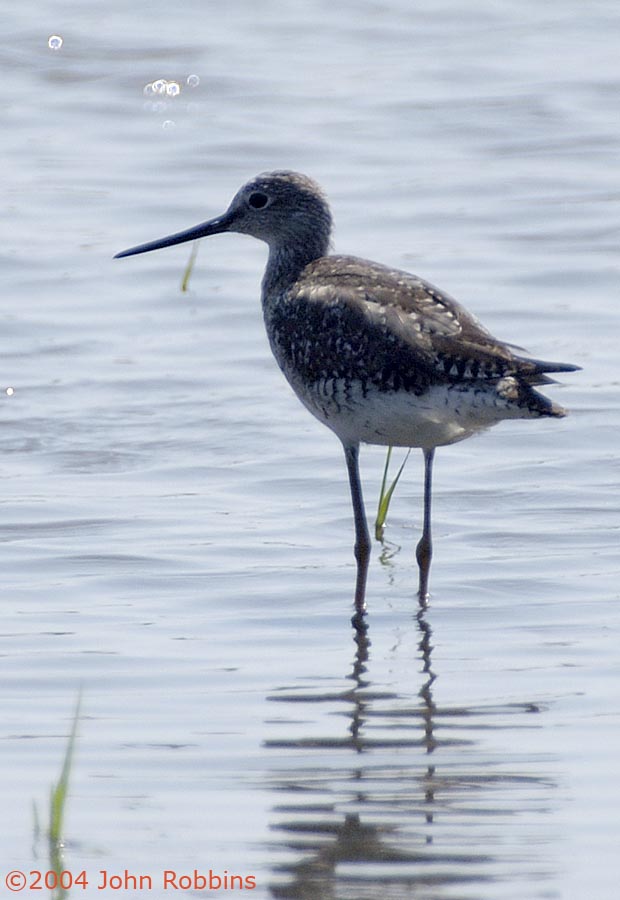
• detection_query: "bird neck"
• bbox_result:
[262,235,327,299]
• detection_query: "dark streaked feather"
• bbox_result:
[288,255,579,390]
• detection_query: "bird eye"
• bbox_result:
[248,191,269,210]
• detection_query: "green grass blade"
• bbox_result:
[49,692,81,852]
[375,447,393,540]
[375,447,410,540]
[181,242,199,292]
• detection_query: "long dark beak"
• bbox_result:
[114,211,235,259]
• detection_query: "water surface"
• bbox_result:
[2,2,619,898]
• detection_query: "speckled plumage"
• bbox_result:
[263,252,575,449]
[116,170,579,619]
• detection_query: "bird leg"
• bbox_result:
[343,442,370,629]
[416,448,435,606]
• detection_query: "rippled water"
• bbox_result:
[3,1,619,898]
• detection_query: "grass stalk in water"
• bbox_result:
[33,692,82,899]
[181,241,200,292]
[375,447,410,541]
[49,693,81,852]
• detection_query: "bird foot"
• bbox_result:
[351,608,368,634]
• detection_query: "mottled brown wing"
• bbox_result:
[297,255,526,382]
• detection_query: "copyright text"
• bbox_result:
[4,868,257,892]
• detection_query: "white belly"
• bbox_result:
[288,377,534,450]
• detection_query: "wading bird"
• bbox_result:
[116,171,578,625]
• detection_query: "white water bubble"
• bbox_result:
[48,35,63,50]
[5,387,14,397]
[186,74,200,88]
[151,79,167,95]
[162,120,176,129]
[166,81,180,97]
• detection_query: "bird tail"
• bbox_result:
[519,357,581,387]
[528,386,568,418]
[496,375,571,418]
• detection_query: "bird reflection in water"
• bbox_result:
[262,608,519,899]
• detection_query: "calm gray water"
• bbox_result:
[3,1,619,898]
